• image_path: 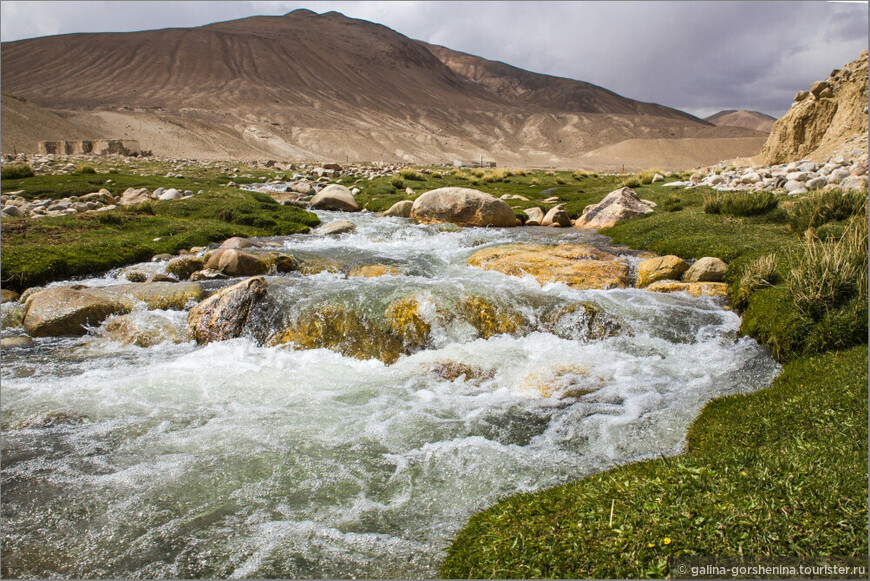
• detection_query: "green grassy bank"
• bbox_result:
[442,183,868,577]
[1,178,319,292]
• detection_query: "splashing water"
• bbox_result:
[1,211,779,578]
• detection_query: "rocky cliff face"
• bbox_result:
[761,51,868,164]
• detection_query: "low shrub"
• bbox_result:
[389,176,405,189]
[1,164,34,180]
[732,253,778,310]
[703,191,778,216]
[480,168,509,184]
[77,165,96,174]
[399,168,425,181]
[619,176,642,188]
[787,189,868,233]
[787,212,868,320]
[572,170,590,180]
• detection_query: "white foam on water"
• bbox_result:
[1,210,780,578]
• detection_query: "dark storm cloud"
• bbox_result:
[1,1,867,118]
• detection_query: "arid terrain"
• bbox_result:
[704,109,777,133]
[1,9,767,169]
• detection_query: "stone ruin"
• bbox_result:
[37,139,141,156]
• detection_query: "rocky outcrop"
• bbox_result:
[637,255,690,287]
[761,51,868,164]
[308,184,360,212]
[23,286,129,337]
[467,244,629,289]
[574,187,654,229]
[410,187,518,227]
[187,277,269,344]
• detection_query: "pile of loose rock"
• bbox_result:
[664,153,868,195]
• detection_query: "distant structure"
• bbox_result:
[37,140,141,156]
[453,159,496,168]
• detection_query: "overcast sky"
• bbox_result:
[1,1,867,118]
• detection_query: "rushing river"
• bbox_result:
[1,210,779,578]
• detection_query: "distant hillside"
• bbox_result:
[704,110,777,133]
[1,9,763,167]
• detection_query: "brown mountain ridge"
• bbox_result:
[1,9,765,168]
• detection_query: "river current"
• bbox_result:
[1,210,779,578]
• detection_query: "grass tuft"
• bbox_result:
[1,164,34,180]
[703,191,778,216]
[787,189,868,233]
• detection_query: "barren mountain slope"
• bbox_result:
[1,9,763,166]
[704,110,777,133]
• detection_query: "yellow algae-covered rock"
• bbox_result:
[636,255,690,287]
[347,264,404,278]
[384,295,435,352]
[100,282,205,311]
[165,256,205,280]
[467,244,629,290]
[457,295,527,339]
[298,257,346,275]
[267,305,403,364]
[644,280,728,297]
[521,365,601,399]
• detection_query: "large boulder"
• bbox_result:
[683,257,728,283]
[541,206,571,227]
[382,200,414,218]
[118,188,152,205]
[205,249,271,277]
[187,277,269,344]
[308,184,360,212]
[23,286,129,337]
[467,244,629,290]
[410,187,518,227]
[574,187,654,229]
[636,255,690,287]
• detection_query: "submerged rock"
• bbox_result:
[11,411,88,430]
[347,264,404,278]
[426,360,494,384]
[467,244,629,290]
[521,365,601,399]
[188,277,269,344]
[1,335,33,349]
[546,301,626,342]
[410,187,518,227]
[384,295,435,352]
[315,220,357,235]
[100,282,205,310]
[100,312,182,347]
[574,187,654,229]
